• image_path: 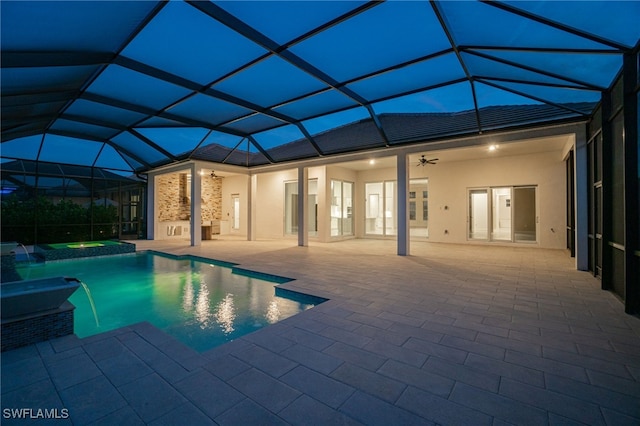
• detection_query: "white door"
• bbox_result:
[231,194,240,230]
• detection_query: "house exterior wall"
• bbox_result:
[220,175,249,235]
[418,150,566,248]
[253,167,327,240]
[150,138,566,250]
[255,169,296,239]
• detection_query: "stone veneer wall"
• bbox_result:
[157,173,190,221]
[157,172,222,222]
[202,176,223,222]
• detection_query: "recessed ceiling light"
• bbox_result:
[369,159,375,165]
[489,144,498,152]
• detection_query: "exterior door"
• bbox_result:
[469,187,536,242]
[231,194,240,230]
[365,181,397,237]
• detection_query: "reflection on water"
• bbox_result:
[214,293,236,334]
[265,300,280,324]
[182,279,194,313]
[181,273,235,333]
[195,281,211,328]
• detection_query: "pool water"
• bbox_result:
[16,252,321,352]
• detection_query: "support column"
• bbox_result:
[146,174,155,240]
[298,167,308,247]
[397,153,410,256]
[575,130,589,271]
[247,174,257,241]
[190,165,202,247]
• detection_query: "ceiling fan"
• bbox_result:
[417,155,439,166]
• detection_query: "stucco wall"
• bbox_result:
[221,175,248,235]
[255,169,297,239]
[253,167,328,240]
[420,150,566,248]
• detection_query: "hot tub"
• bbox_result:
[35,240,135,261]
[1,276,80,319]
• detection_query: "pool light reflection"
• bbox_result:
[265,300,281,324]
[195,282,211,328]
[214,293,236,334]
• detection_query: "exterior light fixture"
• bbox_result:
[210,170,217,178]
[489,144,498,152]
[369,159,375,165]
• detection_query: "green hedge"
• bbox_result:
[1,195,118,244]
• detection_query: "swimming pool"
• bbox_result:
[16,252,324,352]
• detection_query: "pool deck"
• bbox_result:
[2,238,640,425]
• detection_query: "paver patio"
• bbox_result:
[2,239,639,425]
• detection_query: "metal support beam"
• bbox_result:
[397,153,410,256]
[622,50,639,313]
[574,129,589,271]
[429,1,483,133]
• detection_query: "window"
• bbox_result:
[409,191,416,198]
[409,178,428,239]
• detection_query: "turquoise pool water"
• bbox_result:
[16,252,322,352]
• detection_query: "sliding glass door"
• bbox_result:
[469,189,489,240]
[491,187,511,241]
[330,180,352,237]
[365,181,397,237]
[284,179,318,237]
[513,187,536,242]
[469,186,536,243]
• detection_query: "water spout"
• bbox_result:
[79,280,100,327]
[17,243,31,265]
